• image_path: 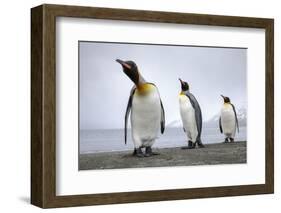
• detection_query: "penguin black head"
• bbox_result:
[116,59,139,85]
[221,95,231,103]
[179,78,189,91]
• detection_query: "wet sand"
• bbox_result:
[79,141,246,170]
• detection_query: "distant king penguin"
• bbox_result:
[179,78,204,149]
[116,59,165,157]
[219,95,239,142]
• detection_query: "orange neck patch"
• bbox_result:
[179,91,185,96]
[136,83,154,95]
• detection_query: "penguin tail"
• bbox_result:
[161,123,165,134]
[124,129,127,145]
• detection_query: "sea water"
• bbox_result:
[80,127,247,154]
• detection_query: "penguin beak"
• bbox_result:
[179,78,184,86]
[221,95,226,103]
[116,59,131,69]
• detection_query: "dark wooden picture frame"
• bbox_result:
[31,4,274,208]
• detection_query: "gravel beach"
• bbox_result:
[79,141,246,170]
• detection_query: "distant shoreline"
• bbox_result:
[79,127,247,154]
[79,141,246,170]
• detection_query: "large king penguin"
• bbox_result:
[116,59,165,157]
[219,95,239,142]
[178,78,204,149]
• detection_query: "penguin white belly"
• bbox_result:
[179,94,198,142]
[131,86,161,148]
[221,105,236,138]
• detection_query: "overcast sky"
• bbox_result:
[79,41,247,130]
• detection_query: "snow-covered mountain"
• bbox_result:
[205,106,247,127]
[166,107,247,128]
[166,120,182,128]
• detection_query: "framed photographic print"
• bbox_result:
[31,4,274,208]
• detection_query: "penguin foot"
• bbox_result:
[132,148,137,156]
[181,141,195,149]
[144,147,153,157]
[224,138,229,143]
[144,147,160,157]
[197,143,205,148]
[134,148,144,157]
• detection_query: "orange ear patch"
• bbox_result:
[122,62,131,69]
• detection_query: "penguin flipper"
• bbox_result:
[219,117,223,133]
[124,87,136,144]
[160,99,165,134]
[231,103,239,133]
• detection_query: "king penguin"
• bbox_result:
[219,95,239,142]
[178,78,204,149]
[116,59,165,157]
